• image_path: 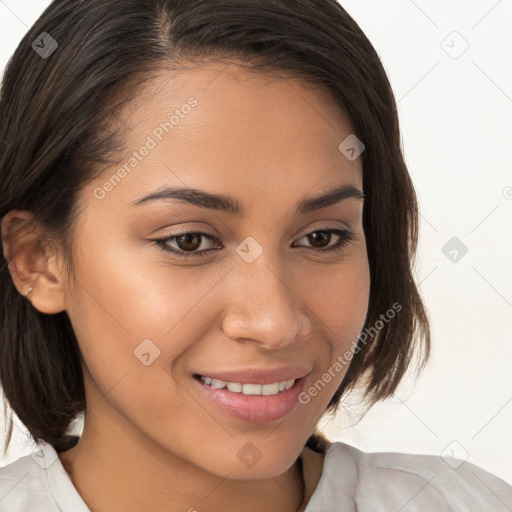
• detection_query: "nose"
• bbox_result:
[221,256,312,350]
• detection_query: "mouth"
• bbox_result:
[191,370,309,424]
[196,375,296,396]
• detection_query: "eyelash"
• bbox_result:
[153,226,357,260]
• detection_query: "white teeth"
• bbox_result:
[211,379,225,389]
[243,383,262,395]
[226,382,243,393]
[200,376,296,395]
[262,382,279,395]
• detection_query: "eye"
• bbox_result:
[154,231,220,259]
[153,226,357,260]
[292,227,357,255]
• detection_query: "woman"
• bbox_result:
[1,1,511,510]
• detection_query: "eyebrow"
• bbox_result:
[130,183,364,216]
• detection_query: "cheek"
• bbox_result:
[65,233,224,360]
[309,250,371,352]
[298,252,370,403]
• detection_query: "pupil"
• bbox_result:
[178,233,201,251]
[309,231,330,248]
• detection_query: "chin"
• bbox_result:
[197,438,303,481]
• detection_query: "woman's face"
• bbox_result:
[62,61,370,479]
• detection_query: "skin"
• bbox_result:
[2,60,370,512]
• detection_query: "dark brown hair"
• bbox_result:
[0,0,430,454]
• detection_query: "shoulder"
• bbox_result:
[0,442,88,512]
[0,444,58,511]
[310,441,512,511]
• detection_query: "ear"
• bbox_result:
[1,210,67,314]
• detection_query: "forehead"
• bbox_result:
[88,61,363,210]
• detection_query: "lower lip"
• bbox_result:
[193,376,307,424]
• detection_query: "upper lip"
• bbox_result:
[194,367,311,385]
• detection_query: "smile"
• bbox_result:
[192,371,309,424]
[200,375,296,396]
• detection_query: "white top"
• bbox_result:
[1,439,511,511]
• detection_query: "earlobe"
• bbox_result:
[1,209,68,314]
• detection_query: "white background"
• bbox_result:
[0,0,511,485]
